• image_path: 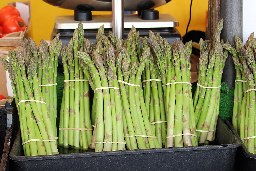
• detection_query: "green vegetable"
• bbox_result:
[225,33,256,154]
[149,31,197,147]
[194,20,228,144]
[59,24,92,150]
[4,37,60,156]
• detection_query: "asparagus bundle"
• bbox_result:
[149,32,197,147]
[223,37,247,134]
[122,28,160,149]
[78,26,161,151]
[3,37,60,156]
[142,36,167,147]
[193,20,228,144]
[225,34,256,154]
[59,24,92,150]
[78,27,125,152]
[38,37,61,137]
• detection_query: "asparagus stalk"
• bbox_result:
[61,47,70,147]
[73,28,81,149]
[224,34,256,153]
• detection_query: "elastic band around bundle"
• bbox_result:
[197,83,221,89]
[94,87,119,91]
[125,135,156,138]
[166,133,197,139]
[18,100,46,106]
[59,128,93,131]
[22,139,57,145]
[118,80,140,87]
[151,121,167,124]
[95,141,126,144]
[64,80,89,82]
[165,82,192,86]
[196,129,215,133]
[246,89,256,93]
[39,83,57,87]
[235,80,247,83]
[243,136,256,140]
[143,79,162,83]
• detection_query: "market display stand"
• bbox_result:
[2,0,256,170]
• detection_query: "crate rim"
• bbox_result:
[225,120,256,159]
[9,131,240,162]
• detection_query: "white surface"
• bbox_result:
[55,14,178,29]
[243,0,256,42]
[6,71,13,97]
[16,2,30,26]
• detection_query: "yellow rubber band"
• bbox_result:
[165,82,192,86]
[22,139,57,145]
[196,129,215,133]
[197,83,221,89]
[64,80,89,82]
[246,89,256,93]
[18,100,46,106]
[143,79,162,83]
[94,87,119,91]
[59,128,93,131]
[118,80,140,87]
[243,136,256,140]
[95,141,126,144]
[39,83,57,87]
[151,121,167,124]
[125,135,156,138]
[235,80,247,83]
[166,133,197,139]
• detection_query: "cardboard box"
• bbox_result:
[0,2,30,47]
[0,59,7,97]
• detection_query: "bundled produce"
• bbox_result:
[142,35,167,148]
[193,20,228,144]
[78,26,162,152]
[58,24,92,150]
[3,36,61,156]
[78,28,126,152]
[149,32,197,147]
[38,39,60,137]
[225,33,256,154]
[4,21,234,156]
[122,28,161,150]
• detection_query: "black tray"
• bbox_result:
[0,106,7,158]
[0,103,15,171]
[0,128,13,171]
[9,118,241,171]
[226,121,256,171]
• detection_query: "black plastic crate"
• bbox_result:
[236,145,256,171]
[226,121,256,171]
[0,103,14,171]
[0,105,7,158]
[0,128,12,171]
[9,118,240,171]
